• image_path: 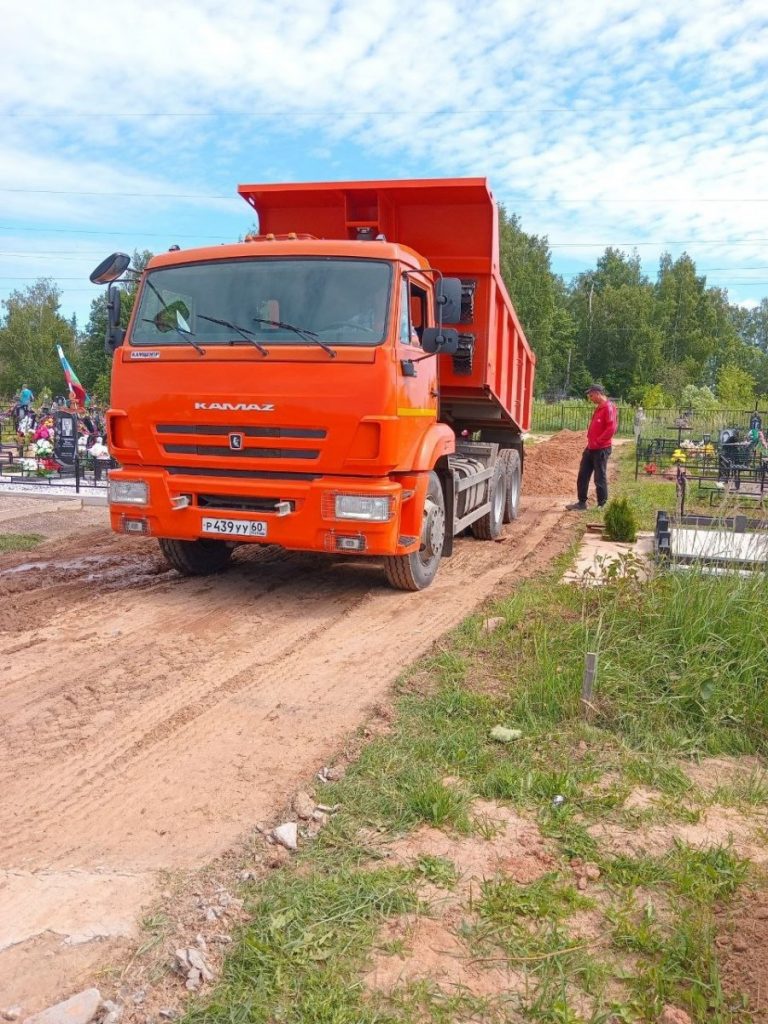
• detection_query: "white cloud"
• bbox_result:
[1,0,767,318]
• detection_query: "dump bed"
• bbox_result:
[238,178,535,434]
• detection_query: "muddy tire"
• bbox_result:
[159,537,234,576]
[471,462,506,540]
[499,448,521,523]
[384,472,445,591]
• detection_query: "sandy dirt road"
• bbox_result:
[0,475,577,1009]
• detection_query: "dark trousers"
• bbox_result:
[577,447,612,505]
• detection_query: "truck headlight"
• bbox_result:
[109,480,149,505]
[334,494,392,521]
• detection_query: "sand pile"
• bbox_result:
[522,429,586,497]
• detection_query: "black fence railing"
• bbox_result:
[0,453,116,491]
[531,404,768,439]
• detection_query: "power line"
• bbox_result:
[549,239,768,247]
[0,187,235,199]
[0,224,233,238]
[2,184,768,204]
[0,105,756,117]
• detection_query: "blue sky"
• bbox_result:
[2,0,767,331]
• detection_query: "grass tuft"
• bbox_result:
[0,532,43,553]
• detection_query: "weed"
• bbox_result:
[668,842,749,904]
[405,777,472,831]
[414,855,457,889]
[0,533,43,553]
[478,874,593,923]
[711,768,768,809]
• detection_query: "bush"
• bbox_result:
[603,497,638,542]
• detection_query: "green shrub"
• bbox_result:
[603,497,638,542]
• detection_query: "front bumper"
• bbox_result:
[108,467,420,556]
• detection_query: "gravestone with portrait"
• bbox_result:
[54,410,78,467]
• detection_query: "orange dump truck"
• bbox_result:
[91,178,535,590]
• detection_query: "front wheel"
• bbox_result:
[384,472,445,591]
[159,537,234,576]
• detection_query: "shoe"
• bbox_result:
[597,502,606,508]
[566,501,588,511]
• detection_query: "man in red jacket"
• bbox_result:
[566,384,618,511]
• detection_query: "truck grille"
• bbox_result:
[155,423,325,462]
[163,443,318,459]
[197,493,295,513]
[156,424,326,439]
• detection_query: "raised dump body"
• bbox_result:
[238,179,535,436]
[96,177,537,590]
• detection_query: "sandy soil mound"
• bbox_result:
[523,430,587,497]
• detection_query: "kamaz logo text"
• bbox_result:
[194,402,275,411]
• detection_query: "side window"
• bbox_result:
[399,279,411,344]
[400,278,427,345]
[410,286,427,344]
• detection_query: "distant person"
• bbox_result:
[19,385,33,412]
[566,384,618,511]
[633,405,646,439]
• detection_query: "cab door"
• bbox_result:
[396,272,438,413]
[394,272,440,468]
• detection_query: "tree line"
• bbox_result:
[498,209,768,410]
[1,228,766,410]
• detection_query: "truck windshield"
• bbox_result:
[131,257,392,348]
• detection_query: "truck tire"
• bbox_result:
[384,472,445,591]
[471,462,506,540]
[499,448,521,522]
[159,537,233,576]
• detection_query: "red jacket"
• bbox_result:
[587,400,618,450]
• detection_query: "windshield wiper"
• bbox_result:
[197,314,268,357]
[141,278,205,356]
[252,316,336,358]
[140,316,206,356]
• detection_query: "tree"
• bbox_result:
[568,249,662,397]
[640,384,671,409]
[0,280,77,397]
[680,384,719,412]
[497,206,571,395]
[716,364,756,409]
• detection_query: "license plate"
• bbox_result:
[201,517,268,538]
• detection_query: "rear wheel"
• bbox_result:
[159,537,234,576]
[384,472,445,591]
[499,448,522,522]
[471,462,506,540]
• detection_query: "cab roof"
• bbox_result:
[147,238,428,272]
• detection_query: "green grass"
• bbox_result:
[0,532,43,553]
[185,867,417,1024]
[178,454,764,1023]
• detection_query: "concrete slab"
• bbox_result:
[563,531,654,584]
[671,526,768,565]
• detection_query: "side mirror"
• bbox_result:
[435,277,462,324]
[105,283,125,354]
[422,327,459,355]
[90,252,131,285]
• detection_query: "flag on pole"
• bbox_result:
[56,344,87,406]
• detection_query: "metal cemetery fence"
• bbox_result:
[531,404,768,440]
